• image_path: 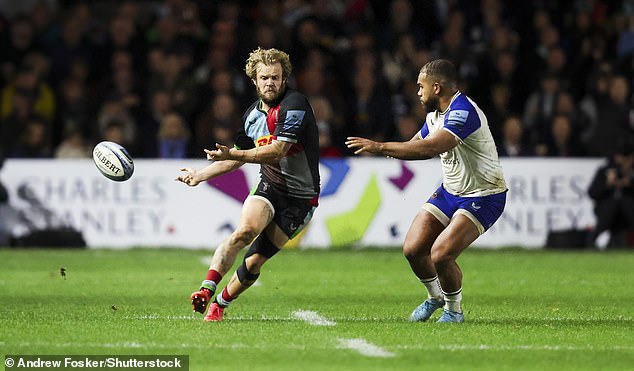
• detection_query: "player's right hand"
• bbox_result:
[175,167,200,186]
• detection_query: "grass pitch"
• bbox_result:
[1,247,634,370]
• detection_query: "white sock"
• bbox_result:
[443,288,462,313]
[420,276,443,300]
[216,292,232,307]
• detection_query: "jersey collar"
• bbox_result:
[440,91,462,115]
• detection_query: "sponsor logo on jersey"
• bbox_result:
[447,109,469,127]
[256,135,273,147]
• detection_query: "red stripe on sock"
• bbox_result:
[205,269,222,283]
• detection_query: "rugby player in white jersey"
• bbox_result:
[346,59,507,323]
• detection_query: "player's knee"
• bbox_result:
[230,226,258,247]
[403,242,428,261]
[430,246,454,266]
[403,244,417,261]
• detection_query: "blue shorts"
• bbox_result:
[423,185,507,234]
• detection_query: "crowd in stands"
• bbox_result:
[0,0,632,160]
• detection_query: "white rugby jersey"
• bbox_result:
[417,91,507,197]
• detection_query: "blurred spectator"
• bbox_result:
[523,72,561,146]
[382,33,423,92]
[96,100,136,152]
[588,142,634,248]
[53,77,90,148]
[102,52,143,120]
[54,127,90,159]
[584,74,633,157]
[376,0,424,52]
[157,112,190,159]
[137,89,173,158]
[290,16,323,69]
[617,12,634,58]
[538,113,585,157]
[486,83,512,143]
[579,63,612,138]
[47,11,92,85]
[0,64,55,122]
[498,115,533,157]
[100,120,125,144]
[431,10,468,66]
[10,116,50,158]
[194,93,240,154]
[310,94,342,157]
[344,63,395,151]
[147,15,177,50]
[148,47,197,118]
[100,13,146,75]
[29,0,59,50]
[0,14,39,84]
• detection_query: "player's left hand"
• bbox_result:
[345,137,383,155]
[204,143,231,161]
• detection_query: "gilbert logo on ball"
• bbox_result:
[93,141,134,181]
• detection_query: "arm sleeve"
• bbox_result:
[234,128,256,150]
[274,94,309,144]
[444,107,480,141]
[418,121,430,139]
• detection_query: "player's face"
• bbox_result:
[417,72,440,112]
[254,62,286,107]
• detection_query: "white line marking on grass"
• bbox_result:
[126,314,287,321]
[127,315,199,320]
[291,310,336,326]
[337,338,395,358]
[393,344,634,351]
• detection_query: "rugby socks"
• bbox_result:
[420,276,443,300]
[215,287,235,308]
[443,288,462,313]
[201,269,222,292]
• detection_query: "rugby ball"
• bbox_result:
[92,141,134,181]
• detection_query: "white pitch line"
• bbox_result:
[7,340,633,353]
[438,344,634,351]
[291,310,336,326]
[337,338,395,358]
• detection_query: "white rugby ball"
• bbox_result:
[92,141,134,181]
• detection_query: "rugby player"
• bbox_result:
[346,59,507,323]
[176,48,320,321]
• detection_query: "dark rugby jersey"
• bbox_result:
[234,89,320,199]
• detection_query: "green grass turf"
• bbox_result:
[1,247,634,370]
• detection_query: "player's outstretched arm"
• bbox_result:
[346,130,457,160]
[205,140,292,164]
[175,158,244,187]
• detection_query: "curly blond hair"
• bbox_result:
[245,47,292,80]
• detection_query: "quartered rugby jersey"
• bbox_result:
[235,89,320,199]
[417,91,507,197]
